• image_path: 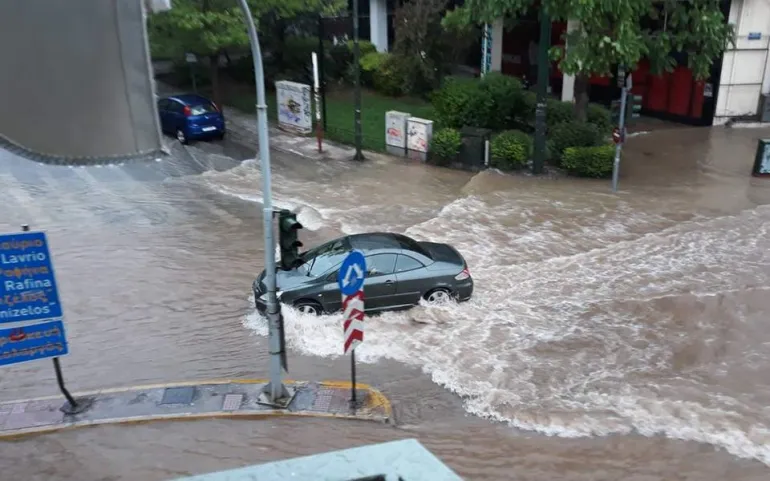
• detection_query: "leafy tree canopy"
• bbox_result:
[444,0,735,81]
[148,0,344,59]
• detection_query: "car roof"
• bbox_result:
[347,232,424,254]
[165,94,213,105]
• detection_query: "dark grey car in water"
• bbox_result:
[253,233,473,316]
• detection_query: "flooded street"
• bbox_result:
[2,125,770,480]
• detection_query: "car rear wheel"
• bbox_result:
[176,128,189,145]
[424,288,452,304]
[295,300,323,316]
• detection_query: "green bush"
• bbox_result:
[561,145,615,178]
[347,40,377,57]
[373,53,407,96]
[549,121,601,163]
[491,130,532,170]
[586,103,612,134]
[431,76,487,129]
[430,128,462,165]
[432,74,524,130]
[359,51,389,88]
[481,73,525,130]
[546,99,575,129]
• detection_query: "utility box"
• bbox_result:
[407,117,433,162]
[275,80,312,134]
[385,111,410,157]
[459,126,492,170]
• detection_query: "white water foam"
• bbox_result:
[207,159,770,466]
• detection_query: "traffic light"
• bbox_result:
[278,209,303,270]
[626,94,643,122]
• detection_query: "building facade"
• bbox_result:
[366,0,770,126]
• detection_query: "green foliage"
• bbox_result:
[373,54,409,96]
[586,103,612,134]
[430,128,463,165]
[443,0,735,83]
[482,73,526,130]
[561,145,615,178]
[392,0,475,95]
[491,130,532,170]
[359,51,389,87]
[545,99,575,130]
[279,36,318,83]
[148,0,344,59]
[431,74,525,130]
[549,121,601,163]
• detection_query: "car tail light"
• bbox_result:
[455,268,471,281]
[183,105,191,116]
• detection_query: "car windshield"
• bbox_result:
[296,238,350,277]
[189,103,216,115]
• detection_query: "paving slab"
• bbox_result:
[0,379,391,439]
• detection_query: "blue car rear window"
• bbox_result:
[189,103,216,115]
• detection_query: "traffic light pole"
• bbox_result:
[236,0,291,406]
[612,75,630,193]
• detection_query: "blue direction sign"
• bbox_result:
[337,250,366,296]
[0,231,62,324]
[0,319,68,367]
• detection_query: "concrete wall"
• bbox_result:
[714,0,770,124]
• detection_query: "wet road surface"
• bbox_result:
[2,126,770,480]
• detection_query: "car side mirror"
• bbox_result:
[326,271,338,283]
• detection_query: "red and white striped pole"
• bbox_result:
[343,290,364,407]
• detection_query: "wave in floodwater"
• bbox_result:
[200,158,770,466]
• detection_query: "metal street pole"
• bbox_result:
[532,11,551,175]
[352,0,364,160]
[236,0,290,405]
[612,74,630,193]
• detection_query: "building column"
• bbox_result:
[369,0,388,52]
[490,19,503,72]
[560,19,580,102]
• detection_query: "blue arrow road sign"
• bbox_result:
[337,250,366,296]
[0,231,63,324]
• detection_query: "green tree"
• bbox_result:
[147,0,342,106]
[444,0,735,121]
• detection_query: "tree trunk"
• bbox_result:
[573,73,591,122]
[209,53,221,109]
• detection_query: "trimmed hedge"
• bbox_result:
[491,130,532,170]
[561,145,615,178]
[549,121,602,163]
[432,73,525,131]
[430,128,462,165]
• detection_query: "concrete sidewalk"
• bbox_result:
[0,379,392,439]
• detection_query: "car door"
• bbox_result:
[362,253,398,311]
[394,253,427,306]
[168,100,185,130]
[315,267,344,314]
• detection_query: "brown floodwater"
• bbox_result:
[2,125,770,480]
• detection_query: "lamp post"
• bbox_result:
[235,0,291,406]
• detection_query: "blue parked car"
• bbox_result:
[157,94,225,144]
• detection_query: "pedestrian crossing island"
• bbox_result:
[0,379,392,439]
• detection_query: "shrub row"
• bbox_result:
[431,126,613,178]
[432,74,612,135]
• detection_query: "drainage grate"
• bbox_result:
[160,387,196,405]
[222,394,243,411]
